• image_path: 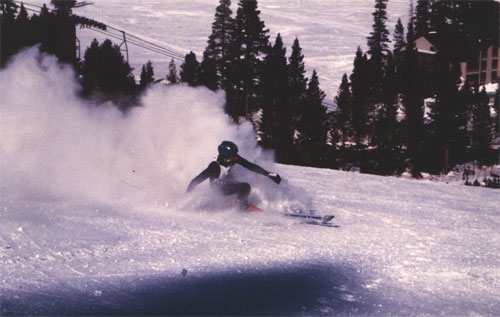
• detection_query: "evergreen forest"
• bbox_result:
[1,0,499,188]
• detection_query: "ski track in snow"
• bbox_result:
[1,165,499,315]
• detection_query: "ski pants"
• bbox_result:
[213,182,251,208]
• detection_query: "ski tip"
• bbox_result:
[322,215,335,223]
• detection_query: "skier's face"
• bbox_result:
[219,155,237,166]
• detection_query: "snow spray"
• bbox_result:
[0,48,255,207]
[0,47,311,212]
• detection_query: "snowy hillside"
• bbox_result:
[25,0,410,99]
[1,48,500,316]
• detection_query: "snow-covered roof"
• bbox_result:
[416,48,436,55]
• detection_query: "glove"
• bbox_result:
[186,180,196,193]
[268,173,281,184]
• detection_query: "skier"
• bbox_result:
[187,141,281,210]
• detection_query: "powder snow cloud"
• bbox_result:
[0,47,261,208]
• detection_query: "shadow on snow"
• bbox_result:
[1,263,378,316]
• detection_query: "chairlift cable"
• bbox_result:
[12,0,186,62]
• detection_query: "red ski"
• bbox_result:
[245,204,264,212]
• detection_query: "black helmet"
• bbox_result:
[218,141,238,158]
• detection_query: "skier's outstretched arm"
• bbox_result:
[237,155,281,184]
[187,161,220,192]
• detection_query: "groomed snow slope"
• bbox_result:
[1,163,499,316]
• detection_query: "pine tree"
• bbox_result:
[392,18,405,94]
[205,0,235,89]
[350,47,370,144]
[180,51,199,87]
[393,18,405,50]
[429,0,452,35]
[40,4,50,20]
[427,26,462,173]
[367,0,390,57]
[426,0,499,49]
[0,0,18,67]
[288,37,308,128]
[139,60,154,89]
[415,0,432,37]
[226,0,270,119]
[454,82,474,163]
[334,74,353,147]
[37,4,51,44]
[288,38,308,99]
[472,88,493,164]
[373,54,398,150]
[401,6,425,177]
[0,0,17,18]
[224,27,244,121]
[234,0,269,60]
[259,34,292,162]
[406,2,417,44]
[48,0,78,64]
[259,34,282,149]
[198,52,218,91]
[16,3,32,49]
[367,0,390,109]
[297,70,328,166]
[38,4,58,59]
[81,39,135,97]
[369,53,402,175]
[166,58,179,84]
[463,1,499,47]
[51,0,76,14]
[82,39,100,93]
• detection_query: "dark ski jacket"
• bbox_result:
[187,155,270,192]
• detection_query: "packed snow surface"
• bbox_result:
[1,164,499,315]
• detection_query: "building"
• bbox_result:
[395,32,500,87]
[393,33,439,96]
[462,45,499,86]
